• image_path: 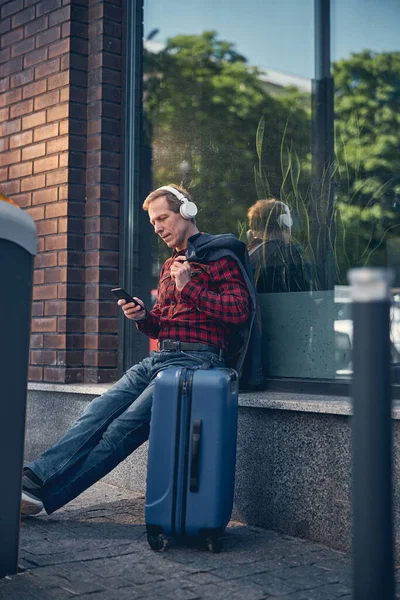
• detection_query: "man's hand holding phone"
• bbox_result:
[111,288,147,321]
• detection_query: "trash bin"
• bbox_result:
[0,195,37,577]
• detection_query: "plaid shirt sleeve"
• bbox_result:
[179,256,250,325]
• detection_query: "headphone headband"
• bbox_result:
[156,185,198,220]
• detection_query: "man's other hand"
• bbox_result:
[170,256,191,291]
[118,298,146,321]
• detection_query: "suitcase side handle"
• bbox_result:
[190,419,202,493]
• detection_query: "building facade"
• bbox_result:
[1,0,399,396]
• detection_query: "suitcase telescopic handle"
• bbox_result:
[190,419,202,493]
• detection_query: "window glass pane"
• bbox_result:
[331,0,400,380]
[143,0,400,382]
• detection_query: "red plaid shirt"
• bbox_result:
[137,250,250,350]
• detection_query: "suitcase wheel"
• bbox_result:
[206,536,223,553]
[147,533,164,552]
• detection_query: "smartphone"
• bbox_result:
[111,288,142,308]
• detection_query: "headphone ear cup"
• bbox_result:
[277,211,293,229]
[180,200,198,219]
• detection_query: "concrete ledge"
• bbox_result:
[24,382,400,559]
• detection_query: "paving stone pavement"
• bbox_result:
[0,481,396,599]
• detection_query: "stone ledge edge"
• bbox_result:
[27,382,400,418]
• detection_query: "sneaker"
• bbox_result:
[21,489,43,516]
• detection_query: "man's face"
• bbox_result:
[148,196,190,251]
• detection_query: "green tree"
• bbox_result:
[144,31,310,253]
[333,50,400,273]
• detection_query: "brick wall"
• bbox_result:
[0,0,122,383]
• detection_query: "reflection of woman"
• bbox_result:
[247,198,315,293]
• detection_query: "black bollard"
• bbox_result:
[0,197,37,577]
[349,268,394,600]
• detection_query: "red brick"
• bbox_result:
[34,251,58,268]
[59,120,68,135]
[36,26,61,49]
[0,148,20,166]
[31,317,57,332]
[0,137,9,152]
[0,77,9,94]
[10,129,33,149]
[48,38,69,59]
[22,110,46,130]
[44,266,67,283]
[43,334,65,348]
[59,152,68,168]
[37,237,44,252]
[0,166,7,181]
[10,98,33,118]
[0,118,20,136]
[12,6,35,28]
[0,106,8,121]
[49,6,70,26]
[43,367,67,383]
[11,68,34,88]
[35,57,60,80]
[58,184,68,200]
[34,90,60,111]
[24,14,48,37]
[11,192,31,207]
[0,179,20,195]
[0,18,11,36]
[23,79,46,99]
[46,135,68,154]
[31,302,44,318]
[33,284,58,301]
[46,168,67,186]
[0,87,22,107]
[58,317,85,333]
[1,0,24,18]
[36,0,62,18]
[28,366,43,380]
[33,269,44,285]
[47,70,69,90]
[9,161,32,179]
[44,233,67,251]
[1,27,24,48]
[0,47,10,64]
[34,122,59,142]
[58,250,84,267]
[36,219,58,236]
[22,142,46,160]
[45,201,68,218]
[0,56,22,78]
[34,155,59,173]
[21,173,45,191]
[25,205,44,220]
[23,46,47,68]
[32,187,58,204]
[44,300,67,316]
[10,37,35,58]
[47,103,68,122]
[31,350,57,365]
[30,334,44,348]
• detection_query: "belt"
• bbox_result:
[158,339,223,357]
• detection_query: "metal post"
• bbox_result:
[349,268,394,600]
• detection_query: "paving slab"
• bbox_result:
[0,481,393,599]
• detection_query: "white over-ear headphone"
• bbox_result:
[157,185,198,220]
[276,202,293,229]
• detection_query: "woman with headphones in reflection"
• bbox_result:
[247,198,316,294]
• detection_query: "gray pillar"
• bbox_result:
[349,268,394,600]
[0,200,37,577]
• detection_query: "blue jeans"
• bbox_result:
[28,350,224,514]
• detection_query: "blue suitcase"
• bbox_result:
[145,366,238,552]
